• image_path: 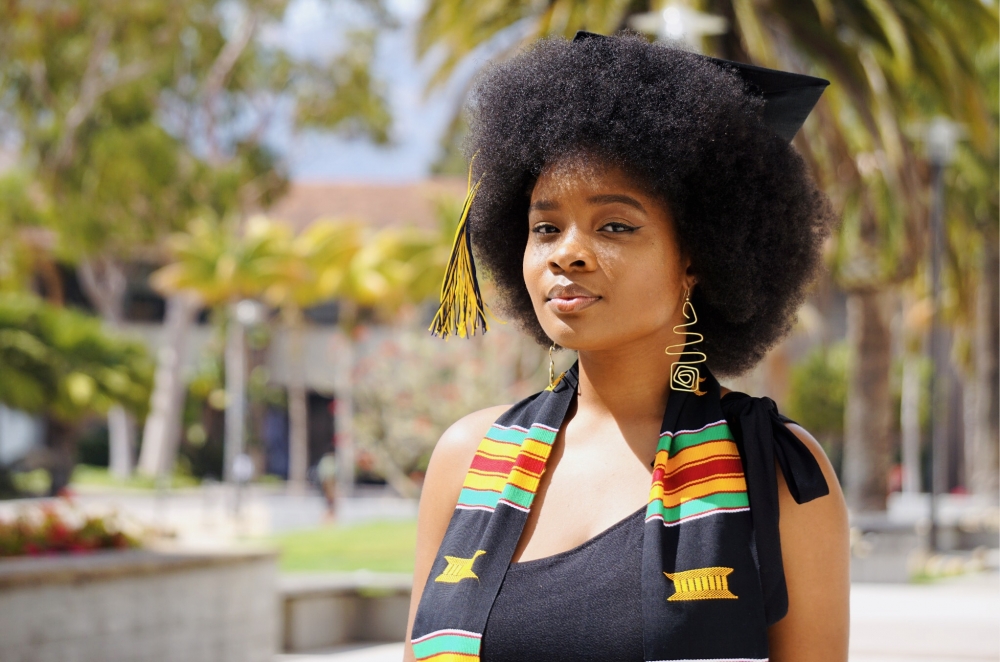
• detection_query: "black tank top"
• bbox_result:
[480,504,647,662]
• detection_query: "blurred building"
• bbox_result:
[2,178,466,482]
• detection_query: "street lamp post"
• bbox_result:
[224,298,267,484]
[924,116,961,552]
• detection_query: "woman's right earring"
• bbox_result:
[548,343,557,389]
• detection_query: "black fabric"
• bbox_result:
[412,361,831,661]
[573,30,829,142]
[481,505,646,662]
[720,391,831,625]
[478,391,832,661]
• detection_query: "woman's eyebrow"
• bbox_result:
[528,199,560,211]
[587,193,646,212]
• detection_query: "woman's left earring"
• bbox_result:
[665,288,708,396]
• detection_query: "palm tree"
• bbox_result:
[416,0,997,511]
[261,218,362,491]
[141,215,288,479]
[146,213,452,493]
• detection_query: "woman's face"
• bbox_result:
[523,156,693,352]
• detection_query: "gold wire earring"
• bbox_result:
[665,287,708,396]
[548,343,557,389]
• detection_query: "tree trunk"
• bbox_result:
[77,257,135,479]
[900,349,923,493]
[968,239,999,497]
[333,329,355,497]
[223,307,247,483]
[137,294,199,477]
[843,289,895,512]
[45,416,78,496]
[286,311,310,493]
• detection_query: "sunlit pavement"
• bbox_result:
[849,571,999,662]
[276,571,1000,662]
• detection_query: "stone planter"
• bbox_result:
[279,572,412,652]
[0,547,278,662]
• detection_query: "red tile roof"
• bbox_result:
[266,178,468,232]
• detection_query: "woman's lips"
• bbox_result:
[547,295,601,313]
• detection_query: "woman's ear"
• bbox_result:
[684,262,698,292]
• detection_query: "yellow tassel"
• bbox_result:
[428,157,492,339]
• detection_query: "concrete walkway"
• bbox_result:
[278,572,1000,662]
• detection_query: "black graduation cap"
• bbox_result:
[573,30,829,142]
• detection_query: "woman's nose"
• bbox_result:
[548,227,596,272]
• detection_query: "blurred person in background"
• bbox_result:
[317,451,338,522]
[404,32,850,662]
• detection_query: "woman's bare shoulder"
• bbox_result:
[425,405,514,496]
[435,404,513,455]
[768,420,850,661]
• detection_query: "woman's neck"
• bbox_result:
[575,332,680,423]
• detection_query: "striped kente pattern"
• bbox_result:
[411,629,481,662]
[646,419,749,526]
[456,423,557,513]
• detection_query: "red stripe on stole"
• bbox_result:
[655,457,745,492]
[513,453,545,476]
[470,454,514,475]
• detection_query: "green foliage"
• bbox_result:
[150,214,294,305]
[294,30,392,143]
[0,0,392,264]
[417,0,633,88]
[268,519,418,573]
[0,294,154,421]
[785,343,848,437]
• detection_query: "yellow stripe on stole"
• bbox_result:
[671,438,740,465]
[462,466,545,493]
[520,439,553,461]
[505,466,541,492]
[647,475,748,506]
[462,472,507,492]
[475,438,520,460]
[418,653,480,662]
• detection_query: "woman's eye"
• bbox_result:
[532,223,559,234]
[601,221,637,233]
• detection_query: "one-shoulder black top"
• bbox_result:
[480,504,647,662]
[478,392,827,661]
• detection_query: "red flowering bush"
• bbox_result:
[0,501,139,557]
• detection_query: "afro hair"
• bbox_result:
[463,32,836,377]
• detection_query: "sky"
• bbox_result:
[265,0,501,183]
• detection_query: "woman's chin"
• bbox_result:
[540,319,617,352]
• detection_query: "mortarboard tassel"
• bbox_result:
[428,157,492,339]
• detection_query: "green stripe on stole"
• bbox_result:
[645,491,750,523]
[457,488,500,509]
[498,483,535,509]
[657,421,734,453]
[412,633,481,658]
[485,423,558,446]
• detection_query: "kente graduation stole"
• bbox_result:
[412,361,829,662]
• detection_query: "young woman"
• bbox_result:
[404,31,849,662]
